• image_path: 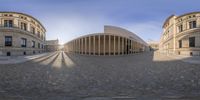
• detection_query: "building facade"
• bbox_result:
[45,39,59,52]
[64,26,149,56]
[160,12,200,56]
[0,12,46,56]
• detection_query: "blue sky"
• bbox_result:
[1,0,200,44]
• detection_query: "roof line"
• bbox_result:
[0,11,46,32]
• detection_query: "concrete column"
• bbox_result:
[114,35,116,55]
[104,35,105,55]
[77,39,80,54]
[82,38,83,54]
[85,37,87,54]
[72,41,74,53]
[71,42,73,53]
[109,35,111,56]
[93,36,95,55]
[89,36,91,55]
[74,40,76,53]
[74,40,76,54]
[118,36,120,55]
[127,39,129,54]
[131,40,133,54]
[98,35,100,56]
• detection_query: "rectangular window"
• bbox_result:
[21,38,27,47]
[5,36,12,46]
[32,41,35,48]
[189,21,196,29]
[38,43,40,48]
[20,22,27,31]
[179,40,182,48]
[37,31,40,38]
[4,20,13,27]
[30,26,35,34]
[189,37,195,47]
[178,25,183,32]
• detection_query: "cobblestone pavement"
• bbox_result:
[0,51,200,100]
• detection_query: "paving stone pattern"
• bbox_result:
[0,51,200,100]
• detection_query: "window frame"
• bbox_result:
[189,37,195,47]
[21,38,27,47]
[5,36,12,46]
[4,20,13,27]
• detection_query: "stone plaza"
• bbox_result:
[0,51,200,100]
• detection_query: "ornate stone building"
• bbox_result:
[64,26,149,56]
[0,12,46,56]
[160,12,200,56]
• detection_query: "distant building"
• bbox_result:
[45,39,59,52]
[0,12,46,56]
[64,25,149,56]
[160,12,200,56]
[148,41,159,51]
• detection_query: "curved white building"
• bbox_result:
[64,26,149,56]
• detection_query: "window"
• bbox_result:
[7,52,11,56]
[179,40,182,48]
[32,41,35,48]
[37,31,40,38]
[41,34,43,40]
[20,22,27,31]
[21,38,27,47]
[189,21,196,29]
[5,36,12,46]
[38,43,40,48]
[23,52,26,55]
[189,37,195,47]
[4,20,13,27]
[30,26,35,34]
[178,25,183,32]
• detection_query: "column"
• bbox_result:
[98,35,100,56]
[81,38,83,54]
[85,37,87,54]
[74,40,76,53]
[131,40,133,54]
[93,36,95,55]
[109,35,111,56]
[72,41,74,53]
[89,36,91,55]
[118,36,120,55]
[127,39,129,54]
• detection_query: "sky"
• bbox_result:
[0,0,200,44]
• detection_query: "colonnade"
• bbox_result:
[64,34,145,55]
